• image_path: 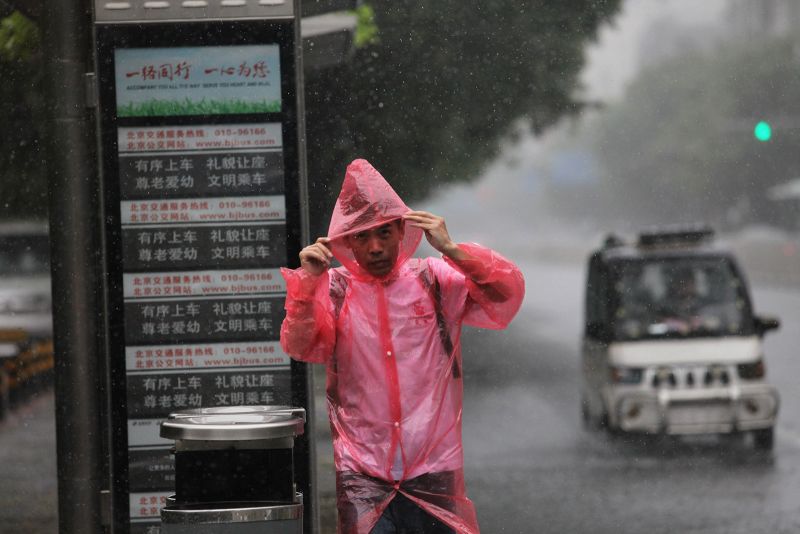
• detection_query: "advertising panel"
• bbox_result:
[115,46,282,117]
[117,124,285,199]
[116,119,294,531]
[96,19,306,533]
[121,223,287,270]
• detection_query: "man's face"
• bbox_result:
[345,220,404,277]
[668,272,697,302]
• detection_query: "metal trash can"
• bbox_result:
[159,405,306,533]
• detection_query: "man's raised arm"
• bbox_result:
[279,238,337,363]
[403,211,525,329]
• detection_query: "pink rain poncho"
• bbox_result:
[280,160,525,533]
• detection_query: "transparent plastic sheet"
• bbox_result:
[279,268,335,364]
[280,160,525,533]
[442,243,525,329]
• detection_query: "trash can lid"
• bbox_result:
[160,405,306,442]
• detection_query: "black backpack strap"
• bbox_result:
[327,270,349,377]
[329,269,349,319]
[418,266,461,379]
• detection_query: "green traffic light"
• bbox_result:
[754,121,772,142]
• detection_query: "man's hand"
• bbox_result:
[403,211,467,260]
[299,237,333,276]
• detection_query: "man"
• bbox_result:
[665,267,700,314]
[657,266,708,334]
[280,159,525,534]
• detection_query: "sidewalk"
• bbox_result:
[312,364,338,534]
[0,379,336,534]
[0,389,58,533]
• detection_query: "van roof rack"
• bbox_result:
[602,233,625,249]
[637,224,714,248]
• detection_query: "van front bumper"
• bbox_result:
[609,384,779,435]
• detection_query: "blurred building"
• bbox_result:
[726,0,800,39]
[726,0,800,231]
[636,14,722,68]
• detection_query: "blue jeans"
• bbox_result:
[370,493,455,534]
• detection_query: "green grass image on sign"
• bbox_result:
[118,98,282,117]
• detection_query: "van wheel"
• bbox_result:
[581,396,605,431]
[603,415,623,437]
[600,414,611,429]
[753,428,774,451]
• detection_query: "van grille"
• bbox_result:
[651,367,730,389]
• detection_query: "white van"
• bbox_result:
[580,227,780,450]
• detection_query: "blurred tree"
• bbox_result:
[589,36,800,229]
[0,10,45,220]
[305,0,622,234]
[0,1,624,227]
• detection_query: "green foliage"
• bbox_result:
[0,11,40,61]
[589,37,800,227]
[351,4,379,48]
[305,0,622,234]
[0,10,45,220]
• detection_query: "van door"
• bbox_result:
[582,254,611,421]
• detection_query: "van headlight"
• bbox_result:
[610,366,644,384]
[618,397,660,431]
[737,393,777,420]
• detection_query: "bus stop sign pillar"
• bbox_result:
[159,406,305,533]
[93,0,311,532]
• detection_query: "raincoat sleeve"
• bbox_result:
[279,267,336,364]
[442,242,525,329]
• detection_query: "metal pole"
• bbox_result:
[42,0,104,532]
[293,2,318,533]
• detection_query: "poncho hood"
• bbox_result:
[328,159,422,279]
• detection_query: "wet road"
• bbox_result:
[459,259,800,534]
[0,390,58,533]
[2,237,799,534]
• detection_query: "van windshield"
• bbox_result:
[612,256,751,340]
